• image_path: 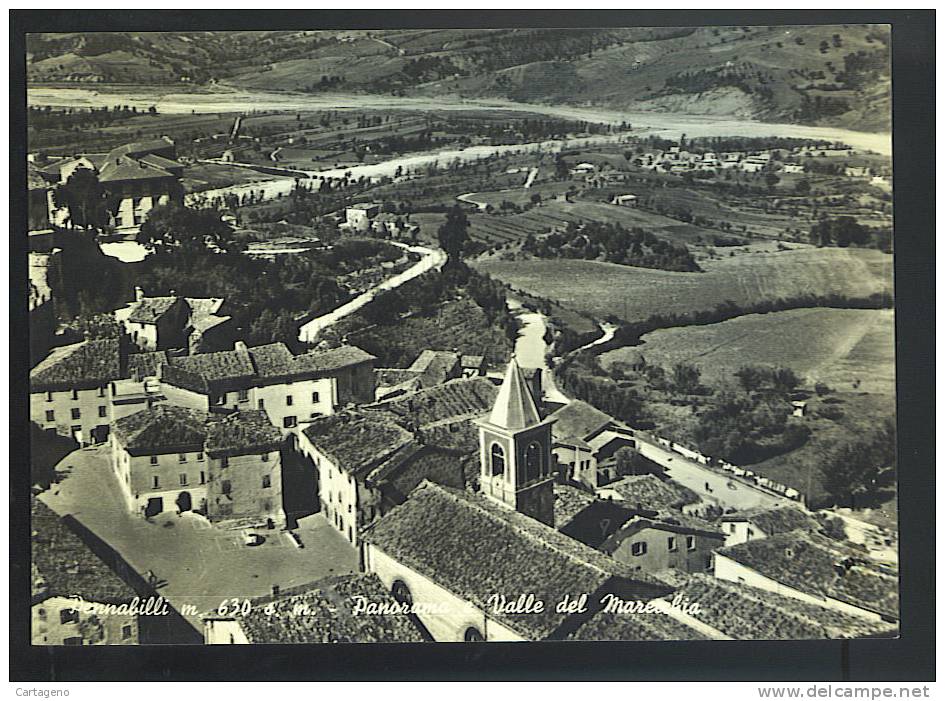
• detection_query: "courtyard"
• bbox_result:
[38,444,359,635]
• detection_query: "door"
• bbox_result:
[145,497,163,518]
[176,491,192,513]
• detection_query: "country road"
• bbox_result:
[297,242,447,343]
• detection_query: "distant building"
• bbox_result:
[845,166,871,178]
[115,287,232,354]
[460,354,486,378]
[203,574,427,644]
[719,505,820,546]
[32,500,140,646]
[41,137,184,232]
[110,405,283,523]
[611,194,638,207]
[597,474,704,516]
[569,162,596,176]
[374,349,462,399]
[782,163,805,174]
[549,400,637,489]
[344,203,382,232]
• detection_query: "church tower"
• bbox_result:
[474,357,556,526]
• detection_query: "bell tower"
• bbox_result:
[474,357,556,526]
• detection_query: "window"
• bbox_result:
[150,455,159,465]
[196,452,204,461]
[238,389,249,403]
[221,480,232,495]
[37,608,46,620]
[705,555,713,570]
[70,408,81,420]
[199,471,206,485]
[221,456,229,469]
[97,386,106,397]
[258,399,265,410]
[283,416,297,429]
[60,609,79,625]
[46,391,53,402]
[71,389,78,401]
[464,627,485,643]
[311,391,320,403]
[667,536,678,552]
[524,441,544,482]
[179,473,188,486]
[261,453,269,462]
[152,476,160,489]
[686,535,696,551]
[98,405,107,418]
[286,395,294,406]
[122,625,133,640]
[45,410,55,423]
[178,453,187,463]
[631,541,647,557]
[262,475,271,489]
[490,443,505,476]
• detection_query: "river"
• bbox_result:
[28,86,891,156]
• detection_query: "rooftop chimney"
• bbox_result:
[234,340,248,353]
[134,286,145,302]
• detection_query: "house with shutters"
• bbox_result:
[115,286,232,354]
[110,405,283,523]
[549,399,638,489]
[719,505,820,546]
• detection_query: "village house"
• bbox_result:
[844,165,871,178]
[115,287,232,354]
[549,399,637,489]
[202,574,427,644]
[714,531,899,623]
[299,376,499,545]
[31,500,140,646]
[344,202,382,232]
[374,349,462,399]
[569,162,596,176]
[596,474,705,516]
[155,341,376,432]
[599,511,725,575]
[110,405,284,523]
[611,193,638,207]
[30,337,127,445]
[41,137,184,232]
[553,484,635,547]
[719,505,820,547]
[782,163,806,174]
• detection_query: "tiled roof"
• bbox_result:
[127,296,182,324]
[361,481,672,640]
[28,163,50,190]
[568,608,710,641]
[721,506,820,536]
[108,138,176,159]
[30,338,122,392]
[407,349,460,387]
[205,410,283,458]
[128,351,168,379]
[281,344,376,376]
[231,574,426,644]
[112,404,208,455]
[169,349,256,384]
[139,153,183,172]
[549,400,613,442]
[31,500,137,604]
[370,377,498,429]
[603,474,701,511]
[717,532,899,619]
[601,512,724,555]
[99,156,175,183]
[480,358,542,431]
[553,484,599,529]
[302,410,415,478]
[460,355,485,369]
[654,571,897,639]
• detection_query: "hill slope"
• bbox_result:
[27,25,890,131]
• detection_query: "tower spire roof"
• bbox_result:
[487,356,541,430]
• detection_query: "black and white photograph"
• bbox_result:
[10,11,933,679]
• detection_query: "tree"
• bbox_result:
[734,366,767,394]
[772,367,801,393]
[437,205,470,265]
[794,178,812,195]
[672,363,702,394]
[137,203,243,257]
[52,167,109,230]
[764,172,780,191]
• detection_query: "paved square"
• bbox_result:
[39,445,360,633]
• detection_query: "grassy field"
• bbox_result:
[602,308,895,394]
[475,247,893,322]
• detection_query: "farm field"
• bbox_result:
[474,247,893,322]
[182,162,286,194]
[602,308,895,395]
[466,198,714,247]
